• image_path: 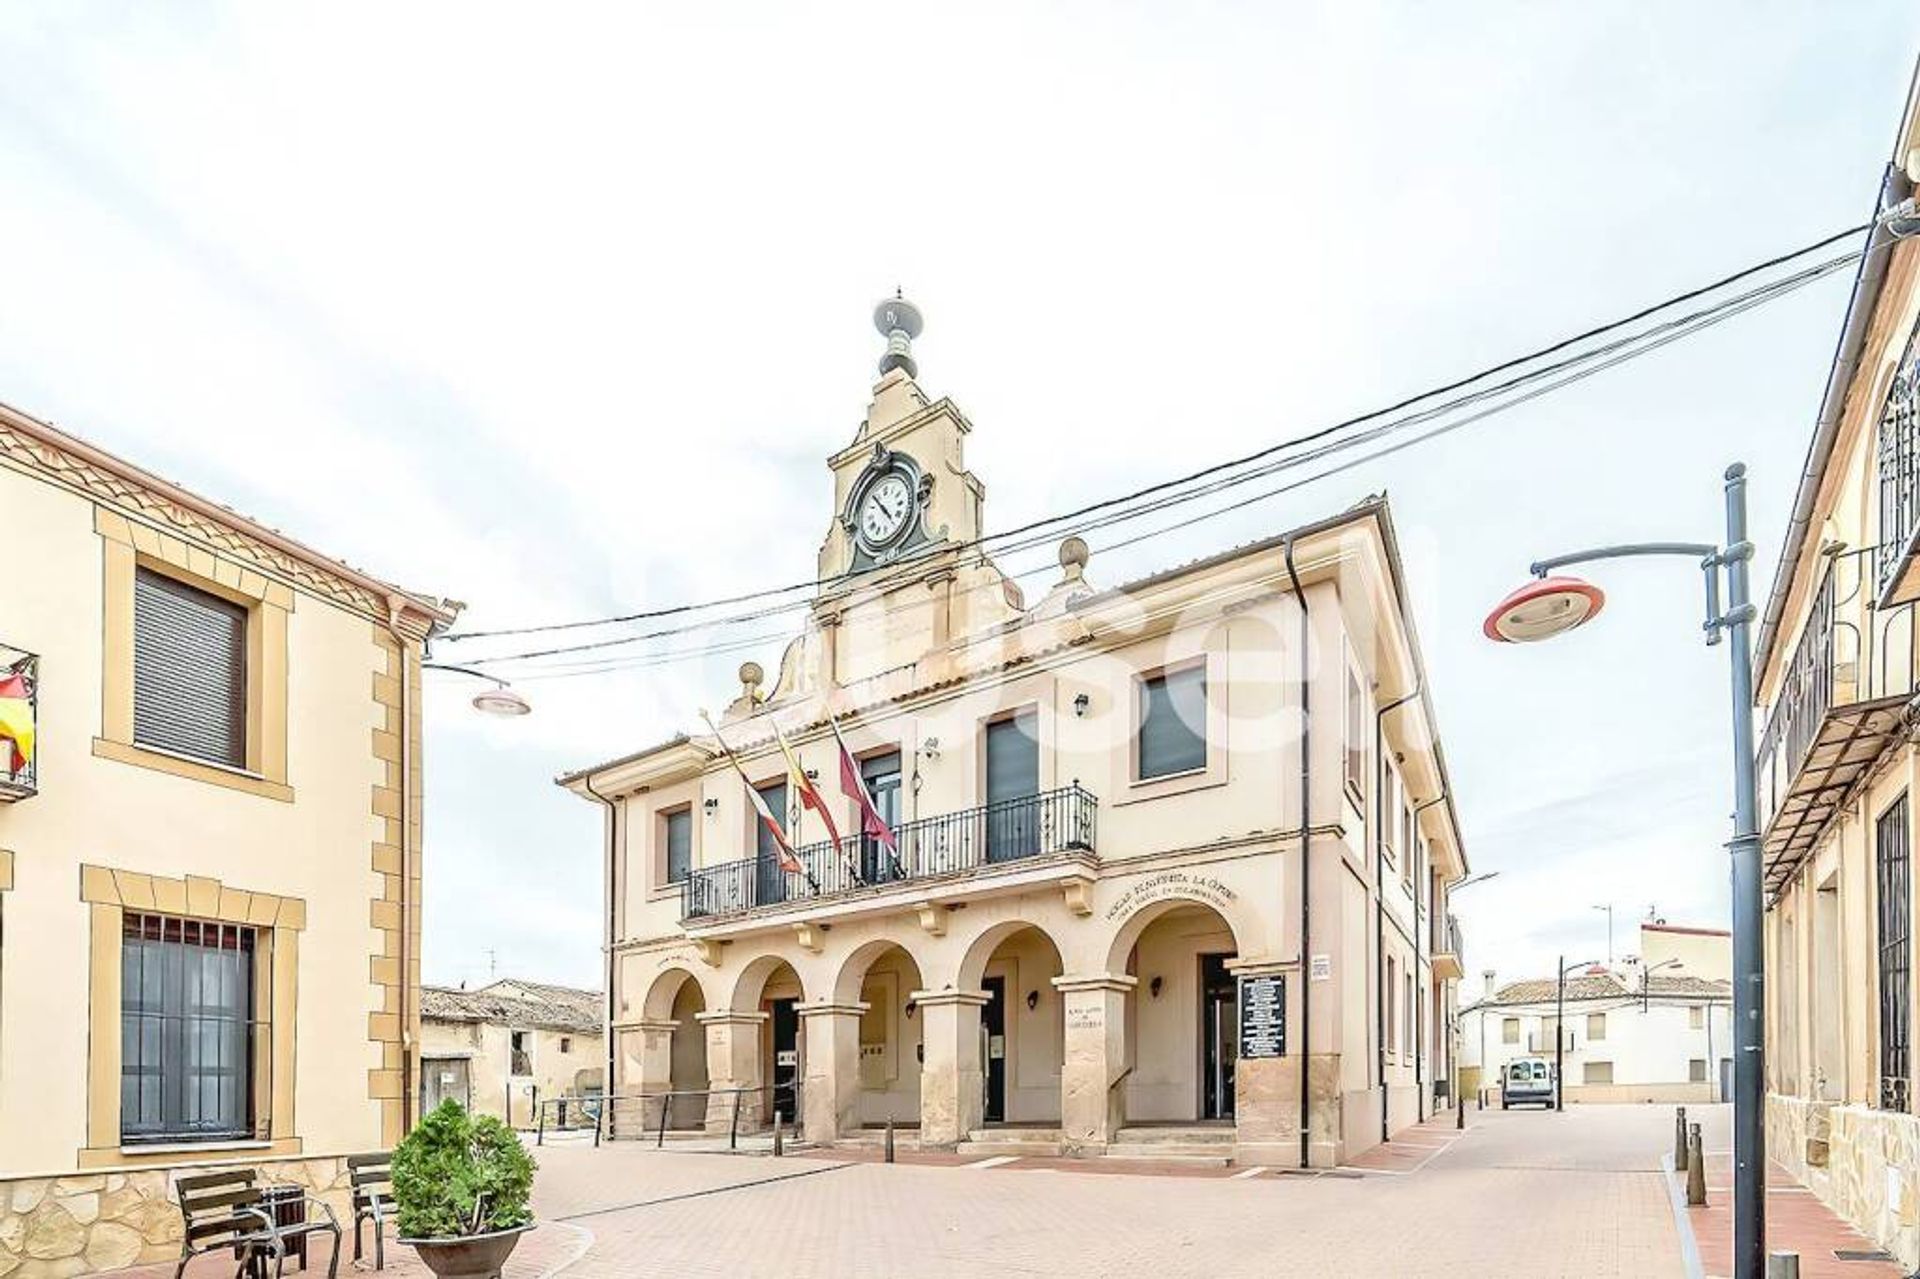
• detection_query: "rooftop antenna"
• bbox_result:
[874,290,923,379]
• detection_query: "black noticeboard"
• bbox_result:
[1238,974,1287,1059]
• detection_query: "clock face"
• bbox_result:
[858,473,914,546]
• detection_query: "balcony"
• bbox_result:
[0,643,37,802]
[1758,548,1917,891]
[1432,913,1464,982]
[681,783,1098,925]
[1875,323,1920,606]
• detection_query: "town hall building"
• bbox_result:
[560,298,1471,1165]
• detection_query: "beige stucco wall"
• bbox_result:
[420,1019,603,1128]
[0,409,443,1276]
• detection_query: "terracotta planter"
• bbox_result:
[401,1224,533,1279]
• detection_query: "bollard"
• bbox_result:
[1674,1106,1688,1172]
[730,1091,741,1151]
[1686,1123,1707,1207]
[657,1094,670,1149]
[536,1101,546,1147]
[1456,1094,1465,1130]
[885,1117,896,1163]
[1766,1251,1800,1279]
[773,1112,785,1158]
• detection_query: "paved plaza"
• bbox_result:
[518,1104,1720,1278]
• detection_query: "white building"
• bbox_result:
[1457,923,1732,1104]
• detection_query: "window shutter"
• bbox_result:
[134,570,247,768]
[1138,666,1207,780]
[986,713,1039,806]
[666,809,692,883]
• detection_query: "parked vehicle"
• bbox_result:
[1501,1056,1555,1109]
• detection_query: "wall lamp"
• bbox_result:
[1073,693,1091,718]
[904,999,918,1020]
[423,663,531,717]
[1026,990,1040,1011]
[703,797,719,816]
[1149,976,1163,999]
[920,737,941,761]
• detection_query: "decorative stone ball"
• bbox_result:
[738,661,764,691]
[873,296,923,339]
[1059,536,1090,573]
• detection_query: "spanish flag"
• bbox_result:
[770,717,845,854]
[0,673,32,774]
[700,711,804,876]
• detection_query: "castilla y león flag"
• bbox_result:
[0,673,33,773]
[827,712,897,854]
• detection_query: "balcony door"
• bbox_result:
[755,780,790,906]
[985,711,1040,863]
[860,751,902,883]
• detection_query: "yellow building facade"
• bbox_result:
[0,401,453,1275]
[562,305,1470,1166]
[1755,69,1920,1270]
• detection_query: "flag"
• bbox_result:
[0,673,32,773]
[701,711,803,876]
[827,711,897,854]
[770,718,846,854]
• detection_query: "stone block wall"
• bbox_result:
[0,1156,352,1279]
[1768,1093,1919,1270]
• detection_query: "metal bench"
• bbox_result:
[174,1167,341,1279]
[346,1152,395,1270]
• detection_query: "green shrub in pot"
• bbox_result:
[392,1099,537,1239]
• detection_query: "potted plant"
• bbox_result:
[393,1099,538,1279]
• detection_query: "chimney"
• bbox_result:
[1482,969,1498,999]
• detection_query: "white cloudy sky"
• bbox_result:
[3,5,1917,992]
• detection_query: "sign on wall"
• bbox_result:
[1238,974,1287,1059]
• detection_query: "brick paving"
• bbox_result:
[108,1218,590,1279]
[1681,1152,1903,1279]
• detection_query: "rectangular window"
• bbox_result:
[858,752,901,883]
[985,711,1040,862]
[1502,1017,1519,1044]
[1587,1013,1606,1042]
[664,808,693,884]
[1386,957,1398,1055]
[1583,1061,1613,1086]
[1404,972,1414,1058]
[510,1029,533,1077]
[1401,803,1416,886]
[1344,667,1366,799]
[1689,1005,1705,1031]
[120,913,257,1143]
[1137,665,1206,780]
[134,569,247,768]
[1689,1058,1707,1083]
[559,1037,571,1054]
[1877,795,1911,1112]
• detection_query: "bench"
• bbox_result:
[346,1152,395,1270]
[174,1167,341,1279]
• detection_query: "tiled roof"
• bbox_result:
[421,979,603,1035]
[1471,970,1730,1009]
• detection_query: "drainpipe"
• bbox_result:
[584,773,618,1137]
[386,601,425,1135]
[1375,678,1422,1144]
[1282,539,1312,1169]
[1410,794,1447,1123]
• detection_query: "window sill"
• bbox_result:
[1115,763,1227,807]
[121,1138,270,1156]
[94,737,294,802]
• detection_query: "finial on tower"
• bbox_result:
[874,291,923,379]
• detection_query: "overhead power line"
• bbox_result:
[440,222,1873,664]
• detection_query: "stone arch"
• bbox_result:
[829,938,929,1130]
[642,966,708,1023]
[1103,892,1252,976]
[728,951,808,1011]
[956,918,1070,991]
[831,937,931,1006]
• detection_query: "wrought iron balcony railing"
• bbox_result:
[0,643,37,802]
[1757,547,1917,887]
[1876,322,1920,602]
[681,783,1098,922]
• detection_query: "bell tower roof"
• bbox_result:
[874,290,924,380]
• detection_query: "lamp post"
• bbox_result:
[1447,870,1500,1121]
[1554,957,1594,1113]
[1643,956,1684,1014]
[1482,462,1762,1277]
[423,662,534,717]
[1593,903,1615,966]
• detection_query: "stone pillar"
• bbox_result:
[615,1019,678,1135]
[913,989,990,1146]
[1054,974,1135,1154]
[798,1000,868,1145]
[1229,961,1327,1168]
[697,1010,768,1134]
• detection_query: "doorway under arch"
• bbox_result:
[731,955,807,1128]
[958,922,1066,1126]
[832,941,927,1131]
[1111,901,1243,1124]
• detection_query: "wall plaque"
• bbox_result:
[1239,974,1287,1059]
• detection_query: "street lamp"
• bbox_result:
[1482,462,1763,1276]
[1593,903,1615,966]
[1643,956,1684,1014]
[1447,869,1500,1122]
[1554,957,1596,1113]
[424,662,533,717]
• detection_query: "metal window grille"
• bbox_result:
[1878,326,1920,597]
[1877,795,1911,1112]
[120,913,260,1143]
[133,569,247,768]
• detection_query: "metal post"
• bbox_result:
[1555,955,1566,1113]
[885,1117,896,1163]
[730,1090,741,1151]
[1766,1252,1800,1279]
[1687,1123,1707,1207]
[1456,1093,1464,1130]
[657,1094,670,1149]
[773,1111,785,1158]
[1674,1106,1688,1171]
[1723,464,1765,1276]
[593,1095,602,1148]
[536,1099,546,1147]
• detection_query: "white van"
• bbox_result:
[1502,1056,1555,1109]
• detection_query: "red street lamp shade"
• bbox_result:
[1482,576,1606,643]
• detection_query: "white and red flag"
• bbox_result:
[827,711,898,856]
[701,711,804,875]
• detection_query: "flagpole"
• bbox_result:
[700,710,817,892]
